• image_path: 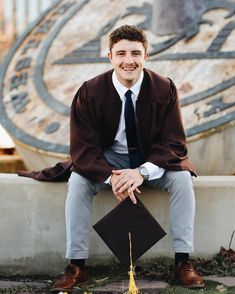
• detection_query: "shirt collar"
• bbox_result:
[112,71,144,100]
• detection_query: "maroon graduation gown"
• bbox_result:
[18,68,196,182]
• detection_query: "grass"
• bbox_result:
[196,247,235,277]
[0,248,234,293]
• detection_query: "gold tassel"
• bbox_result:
[127,232,140,294]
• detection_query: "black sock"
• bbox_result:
[175,253,189,266]
[70,259,85,269]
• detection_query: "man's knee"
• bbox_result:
[68,171,95,195]
[166,171,195,204]
[166,170,193,188]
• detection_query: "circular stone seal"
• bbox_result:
[0,0,235,174]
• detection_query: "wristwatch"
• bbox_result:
[138,165,149,181]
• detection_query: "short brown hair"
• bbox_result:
[109,25,148,52]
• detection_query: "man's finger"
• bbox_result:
[135,187,141,194]
[128,192,137,204]
[127,182,142,194]
[118,183,129,193]
[113,177,129,192]
[128,183,139,194]
[116,195,123,202]
[112,169,123,175]
[111,173,126,188]
[118,179,134,193]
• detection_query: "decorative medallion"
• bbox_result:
[0,0,235,170]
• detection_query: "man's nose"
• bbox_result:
[124,54,134,64]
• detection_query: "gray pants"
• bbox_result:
[65,150,195,259]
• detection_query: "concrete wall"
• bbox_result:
[0,173,234,275]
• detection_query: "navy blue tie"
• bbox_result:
[124,90,143,168]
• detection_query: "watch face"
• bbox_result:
[139,166,149,179]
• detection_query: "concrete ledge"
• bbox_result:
[0,173,235,275]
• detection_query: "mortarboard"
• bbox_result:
[93,196,167,266]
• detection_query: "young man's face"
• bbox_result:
[108,39,148,88]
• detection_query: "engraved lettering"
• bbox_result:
[207,21,235,52]
[203,96,235,117]
[44,122,60,134]
[15,57,32,71]
[10,73,28,90]
[11,92,29,113]
[35,19,56,34]
[22,39,40,55]
[52,2,76,15]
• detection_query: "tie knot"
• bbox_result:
[125,90,132,99]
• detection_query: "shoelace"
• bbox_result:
[56,264,75,278]
[183,261,194,271]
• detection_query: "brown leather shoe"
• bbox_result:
[50,264,88,292]
[175,261,205,288]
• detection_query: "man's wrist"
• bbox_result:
[137,165,149,181]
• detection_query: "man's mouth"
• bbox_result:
[122,67,136,72]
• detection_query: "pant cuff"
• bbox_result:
[173,247,194,253]
[66,252,89,259]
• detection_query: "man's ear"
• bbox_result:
[108,52,112,60]
[145,52,149,60]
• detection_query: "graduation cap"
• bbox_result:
[93,196,167,266]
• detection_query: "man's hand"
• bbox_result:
[110,168,143,204]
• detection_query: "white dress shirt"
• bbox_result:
[104,71,165,183]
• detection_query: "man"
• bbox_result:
[47,24,204,291]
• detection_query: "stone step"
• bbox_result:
[0,173,234,275]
